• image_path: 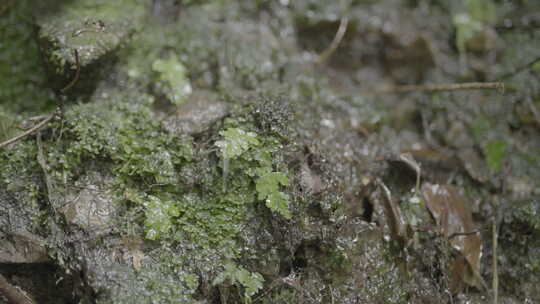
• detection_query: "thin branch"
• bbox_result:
[525,97,540,127]
[377,179,406,242]
[492,216,498,304]
[37,132,57,213]
[499,56,540,80]
[60,49,80,93]
[361,82,505,95]
[316,16,349,64]
[0,113,54,149]
[448,230,480,240]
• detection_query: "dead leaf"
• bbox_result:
[378,180,407,242]
[421,183,486,291]
[122,236,144,270]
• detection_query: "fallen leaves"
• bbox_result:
[421,183,486,292]
[376,149,486,293]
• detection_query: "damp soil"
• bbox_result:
[1,0,540,303]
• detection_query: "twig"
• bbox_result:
[316,16,349,64]
[377,179,406,242]
[448,230,480,240]
[16,114,51,130]
[0,113,54,148]
[361,82,505,95]
[36,132,57,212]
[492,215,498,304]
[499,56,540,80]
[525,97,540,126]
[0,47,73,149]
[252,278,283,303]
[0,273,36,304]
[60,49,80,93]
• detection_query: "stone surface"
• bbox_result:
[162,91,228,135]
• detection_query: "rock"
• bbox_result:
[162,91,228,135]
[35,0,144,95]
[60,170,116,232]
[0,231,49,264]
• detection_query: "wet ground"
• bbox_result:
[1,0,540,303]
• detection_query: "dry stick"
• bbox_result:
[492,216,498,304]
[0,114,54,148]
[315,16,349,64]
[16,114,50,130]
[0,48,79,149]
[60,49,80,93]
[0,273,36,304]
[362,82,505,95]
[36,132,57,213]
[499,55,540,80]
[448,230,480,240]
[525,97,540,126]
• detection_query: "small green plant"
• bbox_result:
[484,139,507,173]
[215,127,260,159]
[255,167,291,219]
[215,127,291,219]
[143,195,180,240]
[152,53,192,105]
[453,0,496,55]
[213,262,264,303]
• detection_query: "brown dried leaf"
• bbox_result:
[421,183,485,291]
[378,180,407,242]
[122,236,144,270]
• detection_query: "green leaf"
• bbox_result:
[212,262,264,300]
[255,169,291,219]
[236,268,263,297]
[453,13,483,55]
[484,139,507,173]
[143,195,179,240]
[215,128,260,159]
[471,115,491,143]
[454,0,495,54]
[266,192,291,219]
[465,0,496,24]
[152,54,192,105]
[255,169,288,199]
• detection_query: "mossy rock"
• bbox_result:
[35,0,143,97]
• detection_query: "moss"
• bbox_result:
[0,140,43,231]
[10,0,540,302]
[0,1,56,113]
[108,246,201,304]
[37,0,145,68]
[26,88,293,301]
[120,8,222,92]
[46,92,190,181]
[151,54,192,105]
[213,261,264,300]
[495,201,540,300]
[0,106,19,144]
[34,0,144,99]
